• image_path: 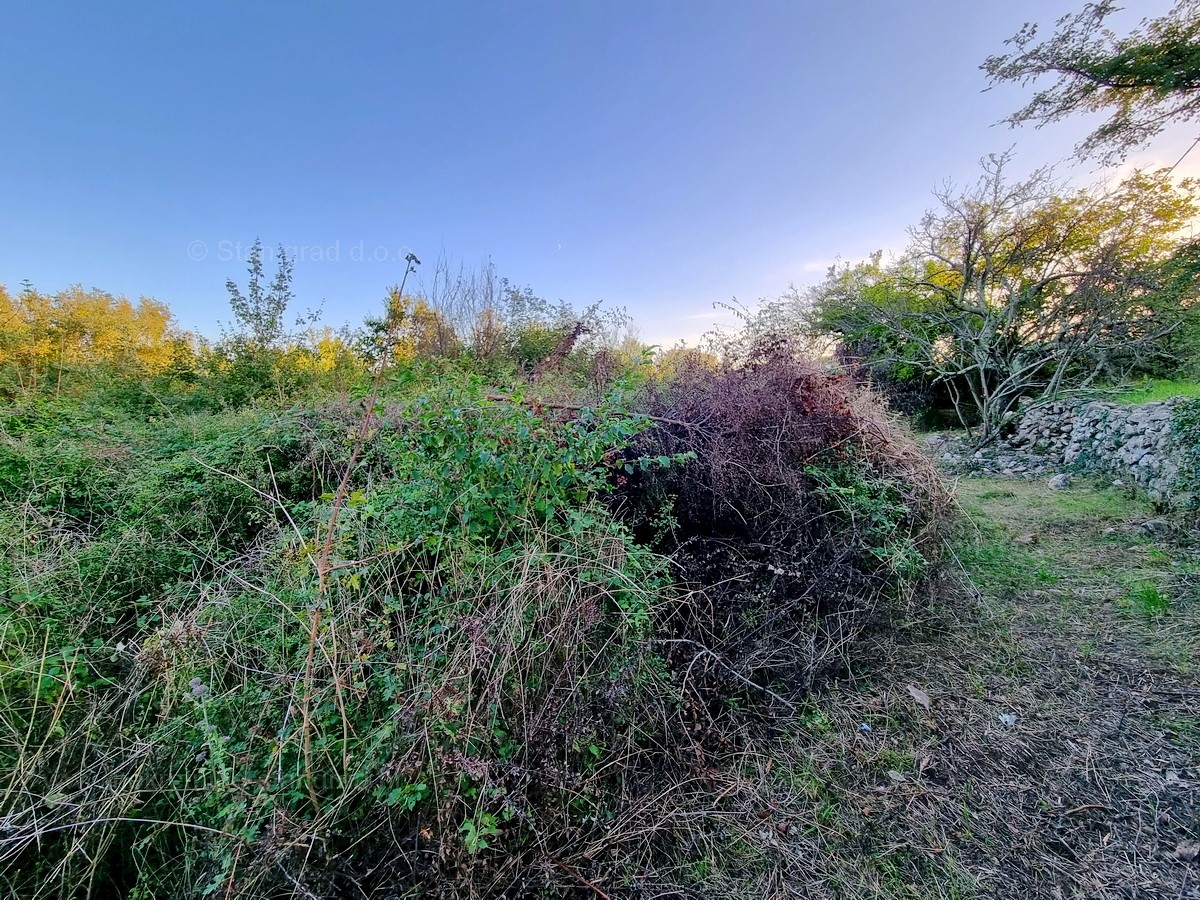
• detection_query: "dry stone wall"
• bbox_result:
[1007,399,1185,502]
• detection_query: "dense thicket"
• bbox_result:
[624,339,945,695]
[0,274,946,897]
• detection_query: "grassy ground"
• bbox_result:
[700,475,1199,899]
[1112,378,1200,405]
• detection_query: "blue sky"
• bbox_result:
[1,1,1192,345]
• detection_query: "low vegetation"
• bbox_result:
[0,267,951,897]
[5,5,1199,894]
[688,475,1198,898]
[1115,378,1200,405]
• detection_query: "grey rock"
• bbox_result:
[1136,519,1171,537]
[1047,473,1072,490]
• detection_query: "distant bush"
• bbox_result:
[188,331,369,410]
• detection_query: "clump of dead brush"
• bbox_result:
[618,334,949,710]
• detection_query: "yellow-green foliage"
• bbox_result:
[0,284,194,395]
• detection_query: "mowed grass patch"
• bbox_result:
[950,475,1199,673]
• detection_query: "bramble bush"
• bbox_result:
[622,337,946,705]
[0,375,693,896]
[0,329,948,897]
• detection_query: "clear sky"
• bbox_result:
[1,1,1193,345]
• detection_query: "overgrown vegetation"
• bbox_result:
[1169,397,1200,511]
[0,264,948,897]
[6,6,1197,889]
[624,338,946,694]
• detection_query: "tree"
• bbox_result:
[798,254,952,418]
[983,1,1200,164]
[0,283,190,397]
[801,154,1200,444]
[363,289,461,362]
[224,239,294,347]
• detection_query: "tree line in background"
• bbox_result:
[0,243,650,413]
[3,0,1197,436]
[745,0,1200,444]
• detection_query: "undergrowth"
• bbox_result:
[0,344,948,897]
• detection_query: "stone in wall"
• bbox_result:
[1006,397,1188,503]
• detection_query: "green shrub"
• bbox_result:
[1124,581,1170,617]
[0,377,689,897]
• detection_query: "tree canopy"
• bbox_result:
[983,0,1200,164]
[0,283,191,396]
[788,155,1200,443]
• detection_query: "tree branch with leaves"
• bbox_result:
[983,0,1200,165]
